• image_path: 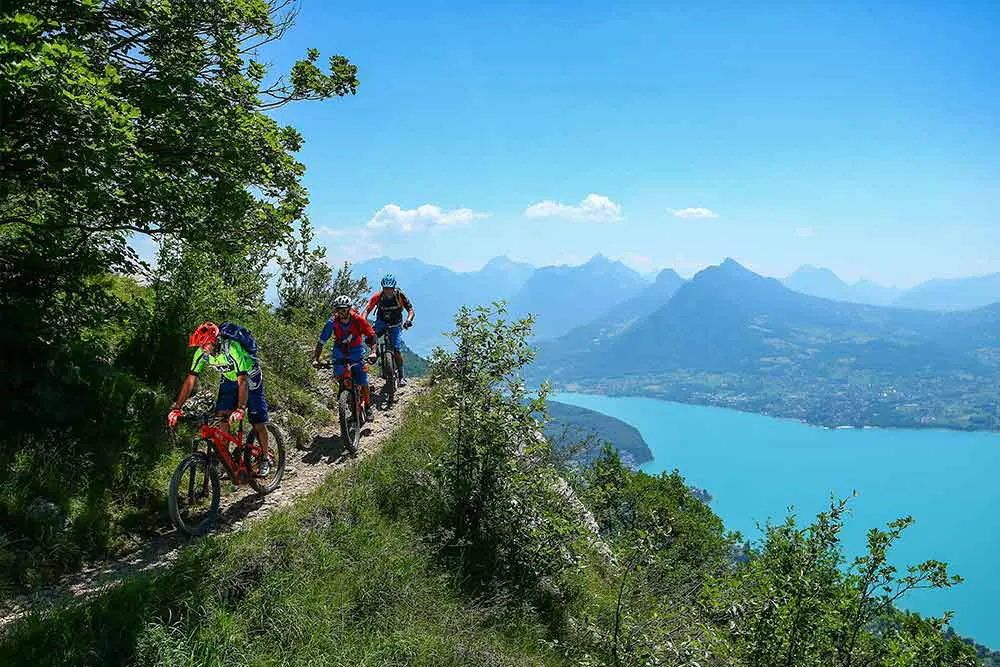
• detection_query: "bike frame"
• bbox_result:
[336,359,366,397]
[194,417,258,485]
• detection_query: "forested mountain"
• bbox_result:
[507,253,648,340]
[532,259,1000,429]
[543,400,653,466]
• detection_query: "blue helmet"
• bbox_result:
[381,273,397,288]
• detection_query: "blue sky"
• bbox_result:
[258,0,998,287]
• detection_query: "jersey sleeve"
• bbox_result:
[190,348,206,375]
[366,291,381,312]
[399,290,412,311]
[357,313,376,339]
[228,341,254,375]
[318,318,334,344]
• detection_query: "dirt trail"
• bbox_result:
[0,377,424,630]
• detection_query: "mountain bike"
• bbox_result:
[376,322,403,405]
[336,359,370,457]
[167,412,286,536]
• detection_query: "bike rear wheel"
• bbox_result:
[168,451,220,536]
[382,348,397,404]
[338,389,361,456]
[246,422,287,495]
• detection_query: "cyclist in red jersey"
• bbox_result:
[314,295,378,421]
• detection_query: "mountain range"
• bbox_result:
[351,253,659,353]
[529,259,1000,430]
[782,265,1000,310]
[345,254,1000,372]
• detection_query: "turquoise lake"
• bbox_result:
[551,392,1000,647]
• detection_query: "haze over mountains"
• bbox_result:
[782,265,1000,310]
[529,259,1000,429]
[348,254,1000,360]
[352,253,659,353]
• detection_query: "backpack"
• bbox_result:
[219,321,258,359]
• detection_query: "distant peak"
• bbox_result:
[691,258,763,283]
[654,268,682,283]
[793,265,838,276]
[483,255,512,268]
[586,252,612,265]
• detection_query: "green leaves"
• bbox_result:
[2,0,359,257]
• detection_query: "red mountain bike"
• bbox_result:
[336,359,370,457]
[168,412,286,536]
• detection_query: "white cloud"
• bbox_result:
[524,193,623,222]
[669,207,719,219]
[366,203,488,233]
[318,225,383,262]
[795,226,817,238]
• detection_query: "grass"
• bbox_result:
[0,390,568,667]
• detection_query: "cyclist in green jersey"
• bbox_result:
[167,322,269,458]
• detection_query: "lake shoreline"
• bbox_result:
[548,390,1000,651]
[546,385,1000,436]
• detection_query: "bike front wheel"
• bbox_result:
[168,451,220,537]
[247,422,287,495]
[338,389,361,456]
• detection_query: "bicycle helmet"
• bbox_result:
[333,295,352,310]
[381,273,397,288]
[188,322,220,348]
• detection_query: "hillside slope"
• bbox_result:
[544,399,653,466]
[0,391,570,667]
[532,259,1000,428]
[893,272,1000,311]
[508,253,647,340]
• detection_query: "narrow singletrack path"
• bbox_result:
[0,377,424,630]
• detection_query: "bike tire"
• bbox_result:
[382,349,397,404]
[247,422,287,495]
[338,389,358,456]
[168,452,220,537]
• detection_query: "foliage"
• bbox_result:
[0,393,565,667]
[0,365,986,667]
[2,0,358,253]
[277,217,332,325]
[0,0,358,595]
[275,216,370,329]
[572,446,730,666]
[427,302,593,616]
[702,496,976,666]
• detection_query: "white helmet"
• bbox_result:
[333,295,352,309]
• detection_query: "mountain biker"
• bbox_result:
[314,295,378,422]
[362,273,415,386]
[167,322,269,459]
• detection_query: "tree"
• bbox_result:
[0,0,358,590]
[1,0,358,423]
[275,217,334,324]
[2,0,358,257]
[703,497,974,666]
[430,302,588,604]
